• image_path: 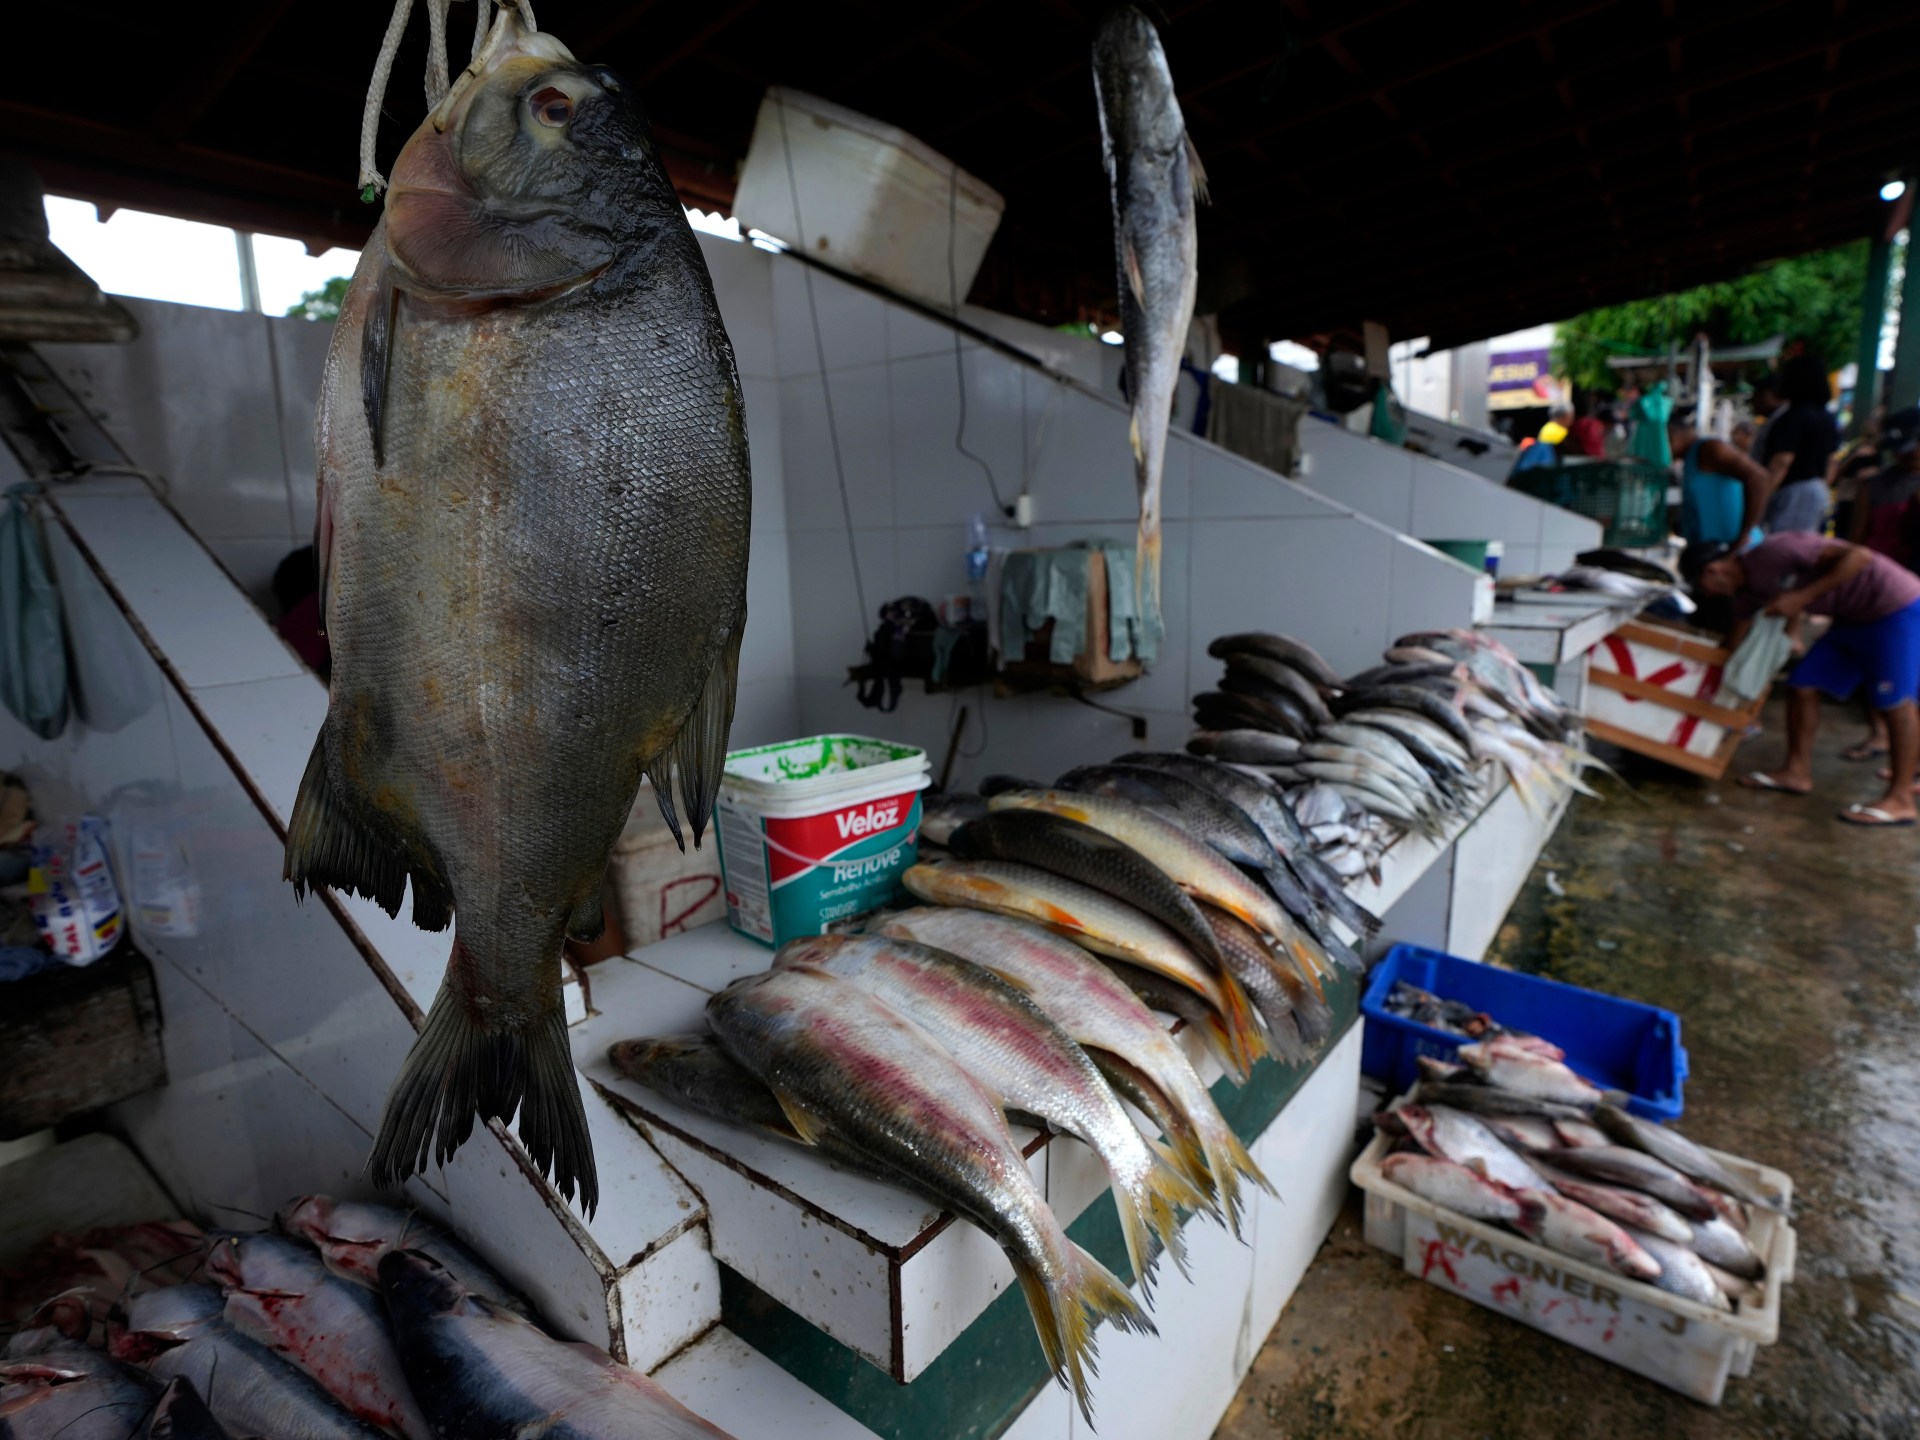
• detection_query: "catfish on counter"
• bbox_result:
[285,6,751,1211]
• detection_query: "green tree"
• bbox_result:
[286,276,352,322]
[1553,243,1869,393]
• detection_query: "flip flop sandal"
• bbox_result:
[1838,804,1916,827]
[1739,771,1810,794]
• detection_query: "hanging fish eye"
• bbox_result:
[530,87,574,128]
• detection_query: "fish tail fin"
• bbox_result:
[1108,1171,1160,1302]
[1283,951,1337,1045]
[1195,1108,1271,1240]
[1194,1007,1252,1084]
[1215,970,1268,1078]
[369,945,599,1215]
[1015,1239,1152,1427]
[1141,1139,1205,1277]
[1260,1007,1314,1068]
[649,622,744,851]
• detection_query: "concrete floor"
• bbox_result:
[1218,700,1920,1440]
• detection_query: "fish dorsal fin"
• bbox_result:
[1184,131,1209,204]
[648,621,744,851]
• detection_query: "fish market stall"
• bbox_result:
[0,6,1620,1438]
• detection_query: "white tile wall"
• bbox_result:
[39,298,335,606]
[781,368,895,531]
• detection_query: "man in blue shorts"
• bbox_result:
[1699,532,1920,826]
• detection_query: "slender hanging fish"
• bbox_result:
[1093,4,1202,629]
[284,7,751,1211]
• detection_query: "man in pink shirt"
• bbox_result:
[1699,532,1920,825]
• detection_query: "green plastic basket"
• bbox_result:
[1509,460,1670,547]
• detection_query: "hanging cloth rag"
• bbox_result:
[1076,538,1158,665]
[0,485,68,739]
[1631,381,1674,469]
[1722,613,1792,702]
[1000,549,1090,666]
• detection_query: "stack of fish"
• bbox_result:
[0,1198,732,1440]
[1377,1044,1782,1312]
[1188,629,1596,871]
[612,747,1387,1420]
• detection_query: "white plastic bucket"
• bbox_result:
[715,736,931,947]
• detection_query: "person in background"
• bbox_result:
[1730,418,1756,454]
[1668,410,1772,548]
[1839,407,1920,761]
[1828,403,1887,539]
[1566,396,1608,458]
[272,544,331,680]
[1539,404,1573,450]
[1701,532,1920,825]
[1746,373,1783,458]
[1757,354,1837,533]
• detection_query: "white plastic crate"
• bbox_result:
[1351,1125,1796,1405]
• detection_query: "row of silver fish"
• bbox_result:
[0,1197,730,1440]
[1377,1042,1784,1313]
[613,909,1275,1426]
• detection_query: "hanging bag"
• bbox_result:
[0,485,68,739]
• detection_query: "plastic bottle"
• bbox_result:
[966,513,990,582]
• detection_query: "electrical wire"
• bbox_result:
[949,163,1010,517]
[777,96,871,635]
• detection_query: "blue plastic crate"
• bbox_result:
[1361,943,1688,1121]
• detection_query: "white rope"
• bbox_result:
[359,0,529,199]
[357,0,416,199]
[425,0,450,108]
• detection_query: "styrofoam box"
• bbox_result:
[1351,1126,1797,1405]
[732,87,1005,310]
